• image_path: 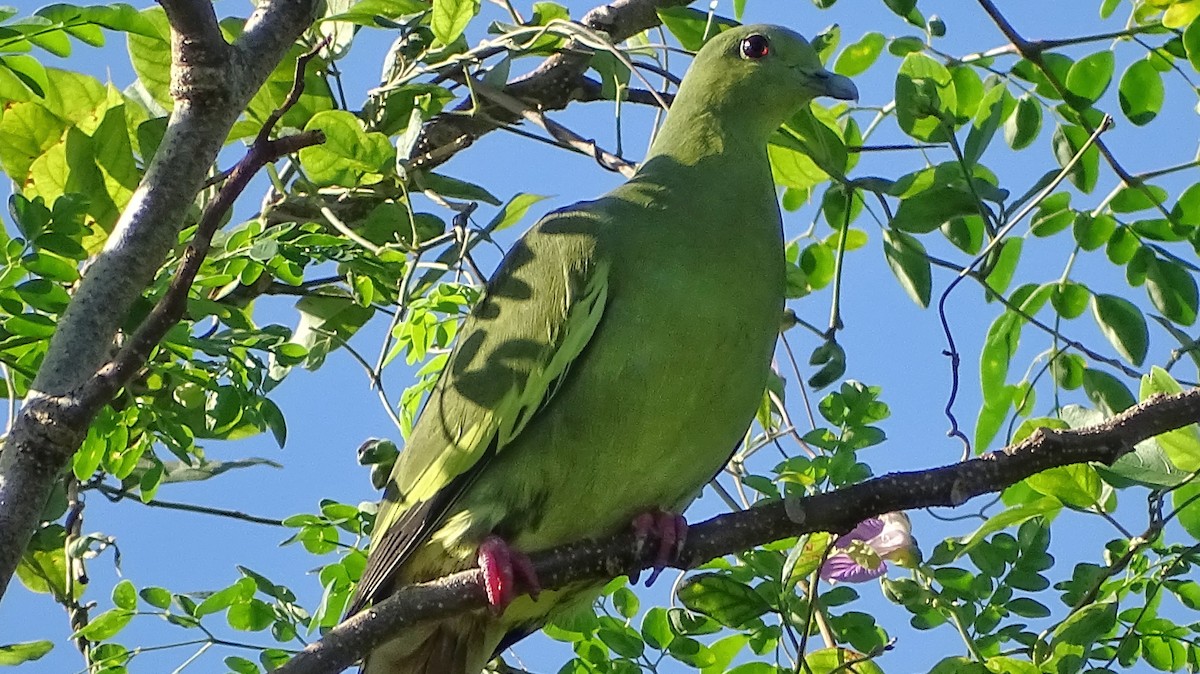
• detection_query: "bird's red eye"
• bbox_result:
[740,35,770,59]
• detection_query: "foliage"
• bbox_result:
[2,0,1200,673]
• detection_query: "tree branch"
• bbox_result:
[0,0,321,601]
[408,0,693,170]
[274,389,1200,674]
[90,483,286,527]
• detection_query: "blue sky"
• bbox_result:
[3,0,1196,672]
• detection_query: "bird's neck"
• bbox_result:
[643,102,773,169]
[629,107,775,207]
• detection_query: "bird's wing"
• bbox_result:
[348,211,609,614]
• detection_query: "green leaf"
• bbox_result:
[1073,212,1116,250]
[72,608,133,641]
[126,7,171,109]
[1051,600,1116,651]
[1106,226,1139,264]
[0,101,67,181]
[667,636,716,668]
[641,607,673,650]
[1146,258,1198,326]
[770,105,848,187]
[882,0,923,26]
[1118,59,1164,125]
[111,579,137,610]
[983,658,1041,674]
[1166,1,1200,28]
[1051,124,1099,193]
[882,229,931,307]
[657,7,737,51]
[1186,16,1200,72]
[1051,281,1089,319]
[1006,597,1052,618]
[5,313,56,337]
[1111,184,1169,213]
[1174,478,1200,540]
[951,66,984,121]
[964,83,1008,165]
[956,496,1062,558]
[834,32,885,76]
[224,655,260,674]
[259,398,287,447]
[891,185,978,233]
[983,238,1022,297]
[598,621,644,658]
[196,577,255,617]
[895,52,956,142]
[1064,50,1114,106]
[806,647,885,674]
[1140,366,1200,471]
[139,586,171,609]
[1091,293,1148,365]
[807,340,846,390]
[1082,368,1136,415]
[1025,464,1101,509]
[299,110,394,187]
[677,573,771,628]
[1142,622,1190,670]
[0,54,47,100]
[0,641,53,665]
[486,193,548,233]
[418,172,500,205]
[430,0,478,45]
[612,586,639,619]
[1004,94,1042,150]
[228,598,275,631]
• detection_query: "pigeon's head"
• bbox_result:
[682,24,858,134]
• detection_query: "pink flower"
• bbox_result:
[820,512,917,583]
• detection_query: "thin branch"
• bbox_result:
[274,389,1200,674]
[409,0,693,169]
[78,42,328,413]
[90,483,285,527]
[469,77,637,177]
[975,0,1176,224]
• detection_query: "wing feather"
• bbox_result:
[348,217,609,615]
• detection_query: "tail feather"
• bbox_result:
[363,617,498,674]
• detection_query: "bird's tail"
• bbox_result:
[363,617,497,674]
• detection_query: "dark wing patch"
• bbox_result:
[345,464,483,617]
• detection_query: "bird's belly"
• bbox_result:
[461,282,780,553]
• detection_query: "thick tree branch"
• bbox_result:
[0,0,321,600]
[409,0,692,170]
[275,389,1200,674]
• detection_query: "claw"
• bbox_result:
[477,535,541,613]
[630,510,689,587]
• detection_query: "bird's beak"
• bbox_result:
[809,69,859,102]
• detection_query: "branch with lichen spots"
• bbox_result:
[274,389,1200,674]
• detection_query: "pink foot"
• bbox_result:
[631,511,688,587]
[477,535,541,612]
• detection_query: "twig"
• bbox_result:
[935,114,1112,460]
[974,0,1176,224]
[63,476,92,667]
[90,483,285,527]
[77,43,329,413]
[410,0,692,169]
[468,77,637,176]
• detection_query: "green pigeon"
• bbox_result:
[348,23,857,674]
